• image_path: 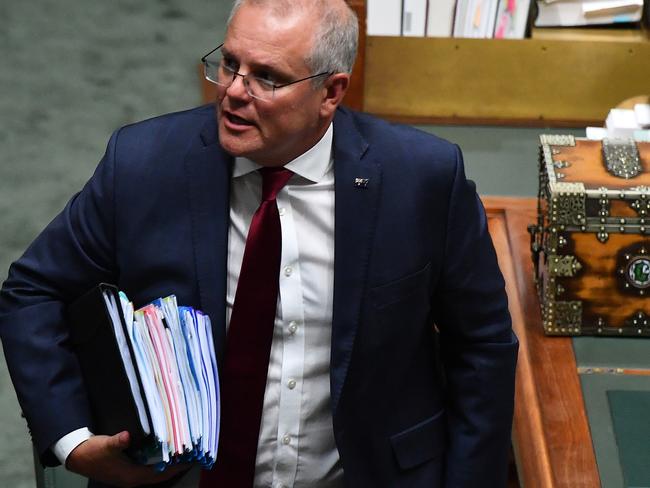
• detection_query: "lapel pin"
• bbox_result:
[354,178,369,189]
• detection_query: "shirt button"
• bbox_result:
[284,266,292,276]
[278,207,286,216]
[287,379,297,390]
[288,321,298,334]
[282,434,291,445]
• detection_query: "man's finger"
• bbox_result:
[105,431,130,452]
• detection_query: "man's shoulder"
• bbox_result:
[336,107,458,160]
[120,104,214,132]
[114,104,216,147]
[336,107,460,175]
[102,105,218,180]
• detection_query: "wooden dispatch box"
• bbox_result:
[530,135,650,336]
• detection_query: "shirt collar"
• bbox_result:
[232,123,333,183]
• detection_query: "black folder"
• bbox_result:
[67,283,155,458]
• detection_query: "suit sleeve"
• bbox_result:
[432,146,518,488]
[0,129,120,466]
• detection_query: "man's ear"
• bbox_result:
[320,73,350,117]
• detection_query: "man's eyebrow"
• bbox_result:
[220,46,293,79]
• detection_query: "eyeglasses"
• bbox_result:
[201,44,332,101]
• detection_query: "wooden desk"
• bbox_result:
[482,196,600,488]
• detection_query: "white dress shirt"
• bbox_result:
[228,123,342,488]
[54,124,342,488]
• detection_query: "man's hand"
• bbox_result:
[66,431,187,487]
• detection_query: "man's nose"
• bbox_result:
[225,73,251,100]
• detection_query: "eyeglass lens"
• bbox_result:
[204,51,275,101]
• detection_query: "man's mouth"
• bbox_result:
[225,112,254,127]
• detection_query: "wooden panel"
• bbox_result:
[550,140,650,190]
[563,233,650,326]
[531,27,650,43]
[364,36,650,126]
[482,196,601,488]
[609,200,643,219]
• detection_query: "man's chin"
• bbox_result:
[218,127,257,159]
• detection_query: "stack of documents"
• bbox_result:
[68,284,220,470]
[534,0,644,27]
[493,0,534,38]
[454,0,501,37]
[449,0,533,38]
[367,0,534,38]
[586,104,650,141]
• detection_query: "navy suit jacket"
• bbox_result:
[0,105,517,487]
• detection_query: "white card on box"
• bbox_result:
[634,104,650,128]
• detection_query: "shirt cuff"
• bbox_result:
[51,427,94,466]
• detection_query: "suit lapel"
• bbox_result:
[185,115,231,363]
[330,109,378,414]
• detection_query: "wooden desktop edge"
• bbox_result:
[482,196,600,488]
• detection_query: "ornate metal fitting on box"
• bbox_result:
[617,245,650,296]
[555,301,582,330]
[583,186,650,237]
[596,187,611,242]
[540,134,576,147]
[542,136,585,231]
[543,295,582,334]
[548,254,583,277]
[624,311,650,335]
[602,139,642,179]
[630,199,650,216]
[554,160,571,169]
[548,185,586,227]
[544,228,560,254]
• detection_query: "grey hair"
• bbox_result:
[227,0,358,78]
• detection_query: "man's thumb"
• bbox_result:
[107,431,131,451]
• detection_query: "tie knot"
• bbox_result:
[260,167,293,201]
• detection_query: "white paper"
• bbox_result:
[182,308,210,457]
[585,126,608,140]
[367,0,402,35]
[178,307,204,453]
[162,296,201,450]
[582,0,643,17]
[427,0,457,37]
[535,0,643,26]
[133,311,170,462]
[459,0,500,37]
[203,313,220,459]
[634,104,650,128]
[403,0,427,36]
[606,108,640,138]
[196,311,218,460]
[103,291,150,435]
[633,130,650,142]
[494,0,532,38]
[145,306,186,456]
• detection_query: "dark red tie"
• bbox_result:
[201,167,293,487]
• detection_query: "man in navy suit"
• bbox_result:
[0,0,518,486]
